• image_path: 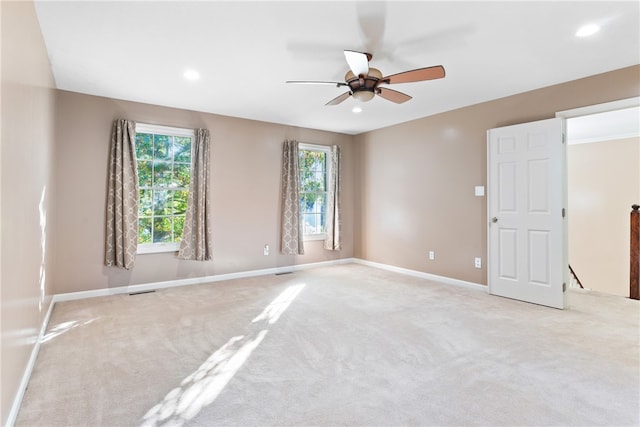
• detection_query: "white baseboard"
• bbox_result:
[52,257,481,303]
[352,258,487,291]
[6,297,55,427]
[53,258,355,303]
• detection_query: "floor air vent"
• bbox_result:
[128,290,156,296]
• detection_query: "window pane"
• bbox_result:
[300,151,318,176]
[301,190,325,233]
[300,150,324,166]
[139,189,153,216]
[153,217,172,243]
[136,133,153,160]
[311,160,325,174]
[301,174,324,193]
[300,175,313,193]
[173,163,191,188]
[138,160,152,187]
[314,193,326,214]
[153,190,171,216]
[315,171,326,191]
[138,218,152,244]
[174,137,191,163]
[300,151,324,172]
[319,193,327,232]
[300,153,326,194]
[173,216,185,242]
[303,213,317,235]
[153,134,172,160]
[300,193,316,213]
[173,190,189,215]
[153,161,171,187]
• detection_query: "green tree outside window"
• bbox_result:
[135,131,191,245]
[299,148,327,235]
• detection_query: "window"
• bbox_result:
[135,123,193,253]
[299,143,330,240]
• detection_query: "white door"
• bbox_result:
[487,118,567,309]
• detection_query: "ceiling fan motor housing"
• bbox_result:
[345,68,383,102]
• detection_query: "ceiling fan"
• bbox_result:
[286,50,445,106]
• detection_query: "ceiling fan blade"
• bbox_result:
[325,91,352,106]
[377,87,412,104]
[344,50,370,77]
[286,80,348,87]
[382,65,445,84]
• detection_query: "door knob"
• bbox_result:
[491,217,498,223]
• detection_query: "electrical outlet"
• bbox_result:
[428,251,435,260]
[474,257,482,268]
[264,244,269,256]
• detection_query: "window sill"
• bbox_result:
[137,243,180,254]
[304,234,326,242]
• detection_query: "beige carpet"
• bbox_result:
[16,264,640,426]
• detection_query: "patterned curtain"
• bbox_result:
[105,119,139,269]
[324,145,342,251]
[281,139,304,255]
[179,129,213,261]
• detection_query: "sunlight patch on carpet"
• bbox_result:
[41,318,97,343]
[139,283,306,426]
[252,284,305,324]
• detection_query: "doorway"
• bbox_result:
[559,99,640,297]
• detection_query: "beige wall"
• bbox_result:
[52,91,355,294]
[2,3,639,420]
[354,66,640,285]
[568,137,640,296]
[1,1,56,425]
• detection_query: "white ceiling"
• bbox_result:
[34,1,640,135]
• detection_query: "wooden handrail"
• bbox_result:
[568,264,584,289]
[631,204,639,300]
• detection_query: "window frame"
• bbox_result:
[298,143,331,241]
[135,123,194,254]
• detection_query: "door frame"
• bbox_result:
[555,97,639,121]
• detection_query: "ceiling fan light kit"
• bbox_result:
[287,50,445,106]
[346,67,382,103]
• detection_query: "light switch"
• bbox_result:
[475,186,485,197]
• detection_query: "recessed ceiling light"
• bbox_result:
[352,106,362,113]
[184,69,200,80]
[576,24,600,37]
